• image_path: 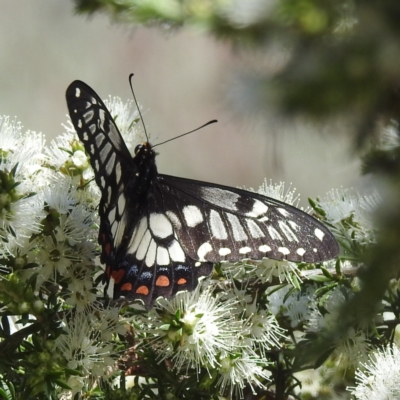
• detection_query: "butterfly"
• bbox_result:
[66,80,339,309]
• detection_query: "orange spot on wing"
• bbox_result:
[136,285,149,295]
[111,269,125,284]
[120,283,133,292]
[156,275,170,287]
[177,278,187,285]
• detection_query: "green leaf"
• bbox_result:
[54,379,72,390]
[307,274,332,283]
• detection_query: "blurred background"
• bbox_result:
[0,0,359,205]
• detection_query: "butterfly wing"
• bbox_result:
[66,81,213,308]
[155,174,339,264]
[66,80,132,263]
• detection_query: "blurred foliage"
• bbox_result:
[72,0,400,144]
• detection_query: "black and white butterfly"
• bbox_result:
[66,80,339,308]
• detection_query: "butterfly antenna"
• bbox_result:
[153,119,218,148]
[129,73,149,142]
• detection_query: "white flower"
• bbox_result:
[217,351,271,398]
[255,258,302,286]
[379,120,400,151]
[349,345,400,399]
[90,305,126,341]
[253,179,301,207]
[56,311,117,377]
[267,284,317,328]
[316,188,378,245]
[103,96,146,154]
[0,118,45,249]
[143,282,240,373]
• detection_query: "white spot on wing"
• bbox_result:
[145,239,157,267]
[278,247,290,255]
[278,221,298,242]
[246,219,263,238]
[136,230,151,260]
[239,246,252,254]
[118,194,126,215]
[267,226,283,241]
[314,228,325,241]
[128,217,147,253]
[83,132,89,141]
[218,247,231,256]
[297,248,306,256]
[75,88,81,97]
[166,211,182,230]
[114,218,126,248]
[168,241,185,262]
[227,213,248,241]
[210,210,227,240]
[83,109,94,123]
[183,205,203,227]
[288,220,300,231]
[201,187,239,211]
[259,244,271,253]
[107,186,112,204]
[246,199,268,218]
[278,207,289,217]
[149,213,173,239]
[95,133,105,148]
[157,247,170,266]
[100,176,106,188]
[99,109,106,130]
[100,142,112,163]
[108,206,116,225]
[115,161,122,184]
[94,160,100,171]
[105,152,116,176]
[197,242,213,261]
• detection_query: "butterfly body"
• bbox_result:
[66,80,339,308]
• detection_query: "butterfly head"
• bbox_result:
[131,142,158,195]
[133,142,156,165]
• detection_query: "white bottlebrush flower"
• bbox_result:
[242,297,286,355]
[254,257,302,286]
[217,351,271,398]
[0,118,45,249]
[103,96,146,154]
[379,120,400,151]
[349,345,400,399]
[0,116,46,187]
[267,284,316,328]
[144,282,240,373]
[85,303,126,341]
[55,310,117,377]
[65,265,97,311]
[45,131,100,205]
[253,179,301,207]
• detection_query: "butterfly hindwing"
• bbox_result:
[66,80,339,309]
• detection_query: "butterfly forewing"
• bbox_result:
[66,80,339,309]
[156,175,338,263]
